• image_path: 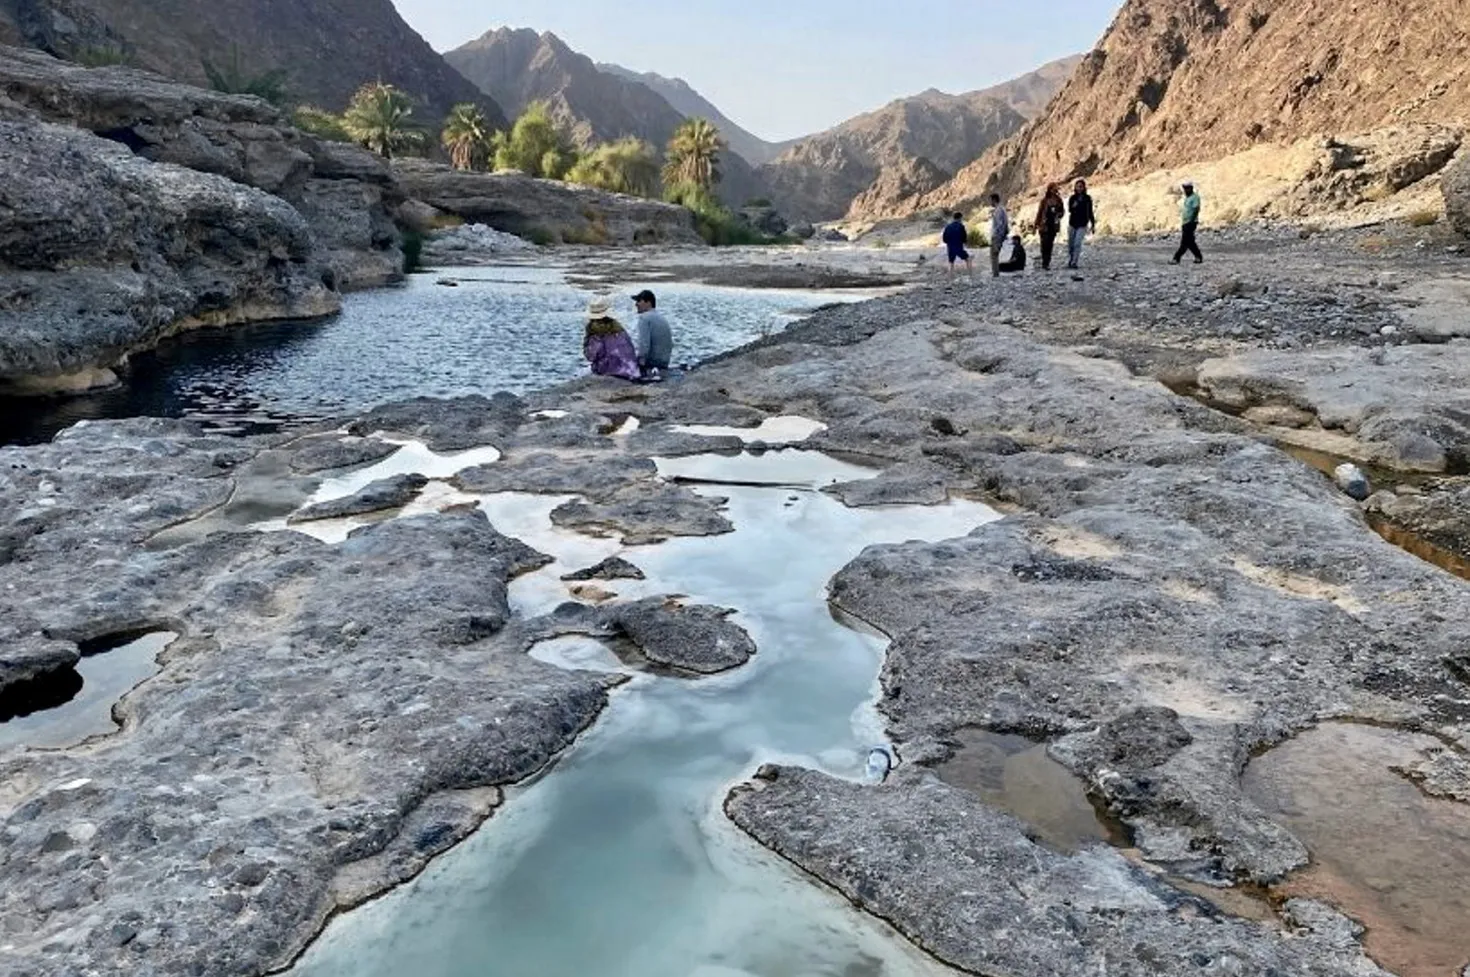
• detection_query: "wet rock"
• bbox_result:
[455,452,656,498]
[1365,477,1470,566]
[600,598,756,675]
[287,474,429,524]
[348,395,525,452]
[550,483,734,545]
[823,461,956,508]
[560,557,646,582]
[0,636,80,699]
[287,436,399,475]
[726,766,1390,977]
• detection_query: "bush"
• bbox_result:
[665,181,769,246]
[743,197,773,208]
[493,101,580,179]
[566,138,660,197]
[292,106,351,142]
[202,45,289,106]
[73,43,132,67]
[966,228,989,248]
[342,83,426,159]
[1406,209,1440,227]
[522,226,557,247]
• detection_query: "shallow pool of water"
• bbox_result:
[1,268,861,446]
[0,631,177,751]
[1243,721,1470,977]
[288,453,999,977]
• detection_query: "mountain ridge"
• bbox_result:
[0,0,504,125]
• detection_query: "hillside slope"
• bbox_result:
[0,0,503,125]
[760,89,1028,222]
[598,63,787,165]
[445,27,768,207]
[974,54,1084,119]
[925,0,1470,210]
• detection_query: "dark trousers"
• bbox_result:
[1040,231,1058,269]
[1174,222,1202,262]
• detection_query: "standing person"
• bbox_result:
[1172,182,1204,265]
[631,289,674,380]
[1035,183,1065,271]
[1066,179,1096,270]
[583,297,640,380]
[940,212,973,277]
[988,194,1010,278]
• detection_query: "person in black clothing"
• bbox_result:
[997,235,1027,273]
[1066,179,1097,269]
[940,212,973,277]
[1035,183,1065,270]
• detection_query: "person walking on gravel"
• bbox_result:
[1172,182,1204,265]
[988,194,1010,278]
[941,212,973,277]
[1035,183,1065,271]
[1066,180,1096,270]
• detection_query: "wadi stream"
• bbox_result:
[283,447,1000,977]
[0,268,866,446]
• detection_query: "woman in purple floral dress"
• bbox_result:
[583,297,641,381]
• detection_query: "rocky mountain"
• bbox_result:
[761,89,1029,222]
[974,54,1084,119]
[0,0,503,125]
[445,27,768,207]
[922,0,1470,213]
[597,63,789,165]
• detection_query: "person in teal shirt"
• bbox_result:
[1173,182,1203,264]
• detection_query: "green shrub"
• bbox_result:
[744,197,773,208]
[401,229,424,274]
[522,226,557,247]
[665,181,768,246]
[202,45,289,106]
[73,43,133,67]
[566,138,660,197]
[342,83,426,158]
[292,106,351,142]
[966,228,989,248]
[493,101,580,179]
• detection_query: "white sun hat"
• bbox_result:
[587,296,613,318]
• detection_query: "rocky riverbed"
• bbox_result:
[2,221,1469,976]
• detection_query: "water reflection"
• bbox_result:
[1,269,859,446]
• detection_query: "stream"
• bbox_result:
[0,267,865,446]
[286,449,999,977]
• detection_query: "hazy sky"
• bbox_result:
[392,1,1121,141]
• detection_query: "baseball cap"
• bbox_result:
[631,289,657,304]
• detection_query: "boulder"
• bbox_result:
[0,119,338,395]
[1445,151,1470,237]
[737,204,789,237]
[392,161,703,246]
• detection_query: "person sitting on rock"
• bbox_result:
[632,289,674,381]
[583,297,640,381]
[997,235,1027,274]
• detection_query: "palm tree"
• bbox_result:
[567,138,660,197]
[663,118,725,190]
[440,103,493,171]
[342,82,426,159]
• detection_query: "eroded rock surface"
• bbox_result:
[726,766,1391,977]
[601,598,756,675]
[287,473,428,524]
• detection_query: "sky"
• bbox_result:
[391,1,1121,141]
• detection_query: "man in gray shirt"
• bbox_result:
[632,289,673,380]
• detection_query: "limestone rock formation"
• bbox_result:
[445,28,769,208]
[393,161,702,246]
[0,118,336,394]
[0,0,504,124]
[1446,150,1470,237]
[924,0,1470,210]
[760,89,1027,222]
